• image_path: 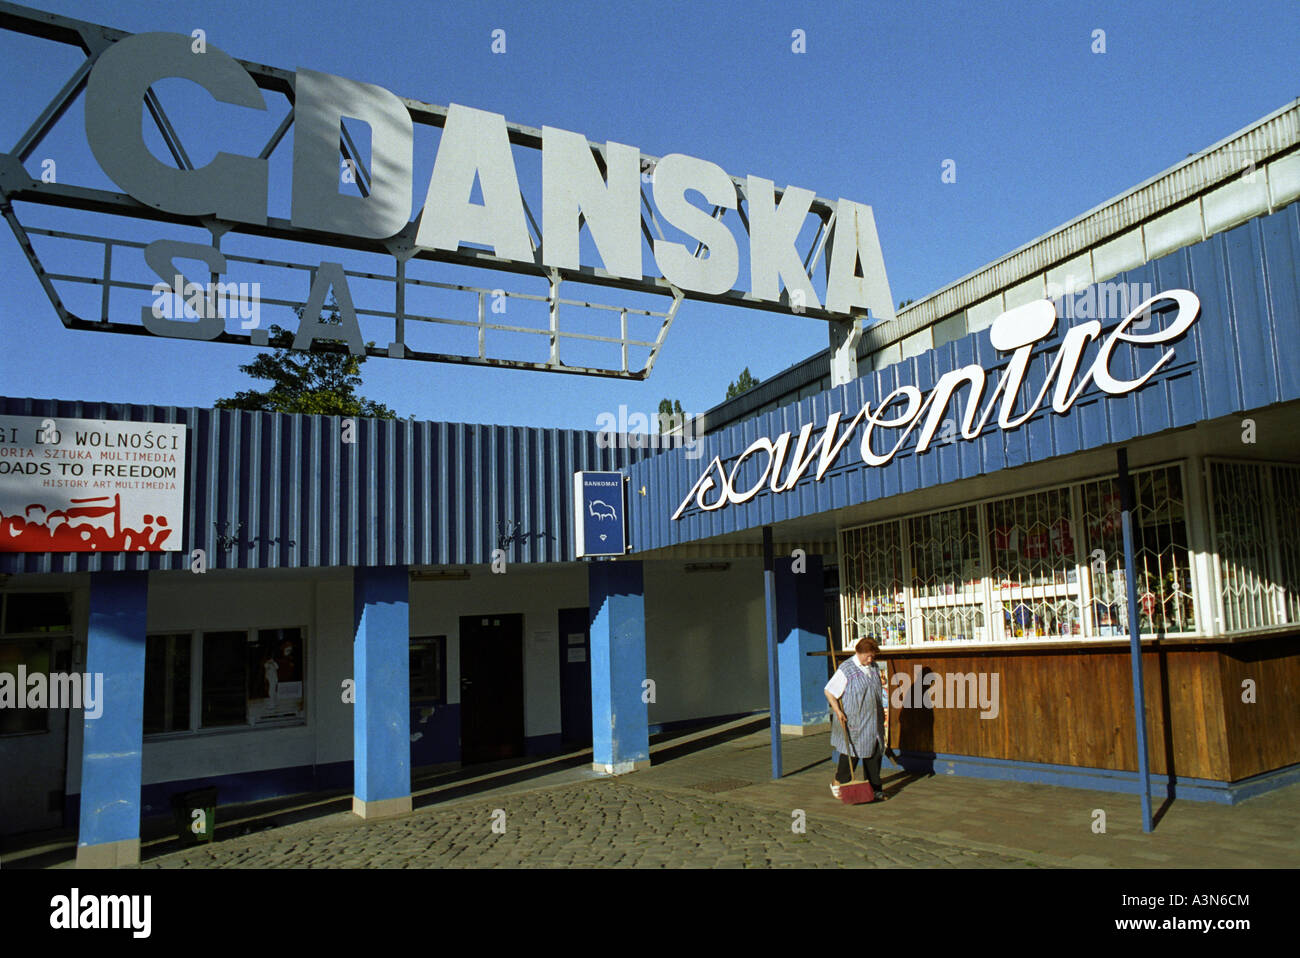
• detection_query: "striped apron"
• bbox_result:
[830,658,884,759]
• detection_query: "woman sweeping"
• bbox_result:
[825,636,886,801]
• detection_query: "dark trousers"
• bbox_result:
[836,748,883,790]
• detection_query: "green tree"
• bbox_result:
[725,367,760,400]
[215,301,399,419]
[656,398,685,433]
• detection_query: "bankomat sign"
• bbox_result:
[76,30,894,345]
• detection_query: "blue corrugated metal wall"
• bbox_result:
[629,201,1300,551]
[5,202,1297,570]
[0,403,644,572]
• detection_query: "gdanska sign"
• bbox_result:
[671,290,1201,519]
[76,30,893,339]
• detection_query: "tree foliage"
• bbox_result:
[214,302,399,419]
[656,397,685,433]
[725,367,760,401]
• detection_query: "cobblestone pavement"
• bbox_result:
[141,777,1039,869]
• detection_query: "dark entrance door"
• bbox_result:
[558,607,591,747]
[458,614,524,763]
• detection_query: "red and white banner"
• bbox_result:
[0,415,186,552]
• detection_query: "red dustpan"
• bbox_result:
[837,725,875,805]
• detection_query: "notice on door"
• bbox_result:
[0,415,187,552]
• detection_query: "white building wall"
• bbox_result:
[408,563,588,741]
[138,568,346,785]
[50,557,772,800]
[643,559,768,727]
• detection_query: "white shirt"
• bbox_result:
[824,656,873,699]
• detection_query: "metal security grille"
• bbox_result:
[986,486,1082,639]
[908,506,984,643]
[1274,464,1300,624]
[838,462,1199,647]
[839,520,906,648]
[1208,460,1298,630]
[1079,465,1195,636]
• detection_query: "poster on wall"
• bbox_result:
[0,415,186,552]
[248,628,305,725]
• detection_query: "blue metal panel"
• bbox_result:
[1,400,646,571]
[633,201,1300,552]
[1262,204,1300,402]
[79,571,147,850]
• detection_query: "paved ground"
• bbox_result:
[11,716,1300,868]
[141,776,1035,869]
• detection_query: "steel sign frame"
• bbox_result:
[0,2,895,381]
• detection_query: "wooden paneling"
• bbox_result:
[880,645,1236,779]
[1218,636,1300,780]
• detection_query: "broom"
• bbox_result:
[836,721,876,805]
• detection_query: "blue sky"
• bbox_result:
[1,0,1297,430]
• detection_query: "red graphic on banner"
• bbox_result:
[0,494,173,552]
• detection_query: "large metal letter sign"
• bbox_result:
[0,3,894,382]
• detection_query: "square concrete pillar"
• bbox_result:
[588,561,649,774]
[352,565,412,819]
[776,554,832,734]
[77,571,148,868]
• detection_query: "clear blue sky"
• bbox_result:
[2,0,1297,430]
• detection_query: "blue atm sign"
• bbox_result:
[574,471,627,558]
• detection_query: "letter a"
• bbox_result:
[294,263,365,356]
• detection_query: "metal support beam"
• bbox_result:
[828,318,861,385]
[1118,447,1154,833]
[763,525,783,779]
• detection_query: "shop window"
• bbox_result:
[409,635,446,703]
[1081,465,1195,636]
[144,627,307,735]
[143,633,191,734]
[839,461,1200,647]
[839,520,906,648]
[201,631,248,728]
[1209,460,1300,630]
[249,628,306,724]
[909,506,984,642]
[1274,465,1300,624]
[986,487,1082,638]
[0,592,73,735]
[0,640,51,734]
[3,592,72,634]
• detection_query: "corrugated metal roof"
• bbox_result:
[628,201,1300,552]
[0,403,647,572]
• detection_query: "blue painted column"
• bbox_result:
[763,526,783,778]
[352,565,412,819]
[77,571,148,868]
[1118,449,1154,833]
[776,553,832,734]
[588,560,649,774]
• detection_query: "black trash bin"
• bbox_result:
[172,787,218,845]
